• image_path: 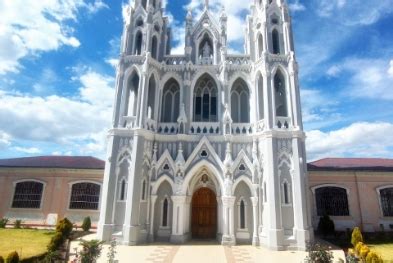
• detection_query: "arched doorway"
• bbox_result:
[191,187,217,239]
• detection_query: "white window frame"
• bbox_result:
[10,179,47,210]
[67,180,102,212]
[376,185,393,218]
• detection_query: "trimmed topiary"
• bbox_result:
[355,241,364,255]
[81,216,92,232]
[317,215,335,237]
[55,218,73,239]
[351,227,363,247]
[6,251,19,263]
[0,256,4,263]
[0,218,8,228]
[13,220,22,229]
[47,232,65,252]
[360,244,370,259]
[366,251,383,263]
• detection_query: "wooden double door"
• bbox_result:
[191,188,217,239]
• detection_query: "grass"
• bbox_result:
[367,242,393,262]
[0,228,55,259]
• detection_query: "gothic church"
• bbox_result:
[98,0,313,250]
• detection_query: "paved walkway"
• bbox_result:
[69,234,346,263]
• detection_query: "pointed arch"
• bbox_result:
[256,72,264,120]
[231,78,250,123]
[161,78,180,122]
[124,71,140,118]
[274,69,288,117]
[272,28,280,54]
[193,73,218,122]
[151,35,158,59]
[198,32,214,63]
[147,75,156,119]
[257,33,263,58]
[141,0,147,9]
[134,31,143,55]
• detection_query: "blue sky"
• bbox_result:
[0,0,393,161]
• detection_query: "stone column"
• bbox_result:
[221,196,236,245]
[251,197,259,246]
[170,195,188,243]
[148,195,157,242]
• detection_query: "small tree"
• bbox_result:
[79,239,104,263]
[43,250,61,263]
[56,218,73,239]
[0,218,8,228]
[107,238,117,263]
[13,220,22,229]
[304,242,334,263]
[81,216,92,232]
[360,244,370,260]
[6,251,19,263]
[351,227,363,247]
[47,232,65,252]
[317,215,335,237]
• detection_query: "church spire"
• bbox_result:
[204,0,209,10]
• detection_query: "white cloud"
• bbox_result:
[0,0,106,75]
[0,69,114,157]
[306,122,393,161]
[326,65,341,77]
[289,0,306,12]
[13,147,42,154]
[316,0,393,26]
[0,131,11,149]
[388,60,393,77]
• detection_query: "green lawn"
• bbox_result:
[368,243,393,262]
[0,229,55,259]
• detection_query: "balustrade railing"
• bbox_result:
[123,55,145,64]
[122,116,137,129]
[232,123,253,135]
[144,118,157,132]
[190,122,220,134]
[276,117,291,130]
[226,55,251,65]
[164,56,187,65]
[158,123,178,134]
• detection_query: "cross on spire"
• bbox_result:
[204,0,209,10]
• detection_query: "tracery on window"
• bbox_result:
[315,187,349,216]
[194,74,217,122]
[380,187,393,217]
[161,79,180,122]
[231,78,250,123]
[69,182,101,210]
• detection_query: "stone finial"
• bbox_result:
[204,0,209,10]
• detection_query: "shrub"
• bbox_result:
[55,218,73,239]
[366,251,383,263]
[43,250,61,263]
[355,242,364,255]
[79,239,104,263]
[0,218,8,228]
[351,227,363,247]
[6,251,19,263]
[0,256,4,263]
[359,244,370,260]
[317,215,335,237]
[81,216,91,232]
[304,242,334,263]
[107,238,117,263]
[47,232,65,252]
[13,220,22,229]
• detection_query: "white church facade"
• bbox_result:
[97,0,313,250]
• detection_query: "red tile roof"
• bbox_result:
[308,158,393,171]
[0,156,105,169]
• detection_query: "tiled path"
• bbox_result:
[69,234,346,263]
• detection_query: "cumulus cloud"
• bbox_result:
[306,122,393,161]
[13,147,42,154]
[0,0,107,75]
[289,0,306,12]
[0,132,11,149]
[388,60,393,77]
[0,69,114,157]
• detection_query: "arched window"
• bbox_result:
[263,182,267,202]
[147,76,156,119]
[380,187,393,216]
[119,178,127,201]
[151,36,158,60]
[134,31,143,55]
[152,0,157,8]
[124,73,140,118]
[315,187,349,216]
[12,181,44,208]
[274,70,288,117]
[283,181,290,204]
[194,74,218,122]
[162,198,169,227]
[141,180,147,201]
[69,182,101,210]
[166,31,171,55]
[257,34,263,58]
[272,29,280,54]
[141,0,147,9]
[161,78,180,122]
[231,78,250,123]
[256,73,264,120]
[198,33,213,64]
[240,199,246,229]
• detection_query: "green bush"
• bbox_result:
[13,220,22,229]
[0,218,8,228]
[79,239,104,263]
[47,232,64,252]
[317,215,335,237]
[81,216,91,232]
[55,218,73,239]
[304,242,334,263]
[366,251,383,263]
[6,251,19,263]
[351,227,363,247]
[0,256,4,263]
